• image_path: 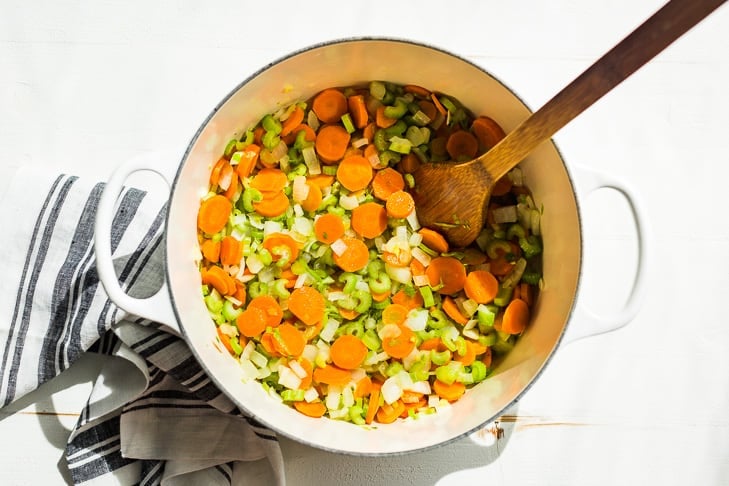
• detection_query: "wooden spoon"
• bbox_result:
[412,0,725,247]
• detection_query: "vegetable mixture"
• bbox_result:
[197,81,543,424]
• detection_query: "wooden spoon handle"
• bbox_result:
[481,0,726,181]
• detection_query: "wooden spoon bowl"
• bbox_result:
[412,0,725,248]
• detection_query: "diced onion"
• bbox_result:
[307,110,320,131]
[342,386,355,408]
[302,344,318,363]
[411,246,432,267]
[413,274,430,287]
[303,387,319,403]
[302,146,321,175]
[409,380,432,395]
[405,308,429,331]
[246,254,264,274]
[239,359,259,382]
[492,205,518,224]
[278,366,302,390]
[263,220,283,237]
[352,137,368,149]
[292,175,310,203]
[294,273,309,289]
[330,238,348,256]
[289,360,308,379]
[326,386,341,410]
[381,376,403,404]
[406,210,421,231]
[320,318,340,343]
[339,193,359,210]
[385,262,412,285]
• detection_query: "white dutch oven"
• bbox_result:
[94,38,649,455]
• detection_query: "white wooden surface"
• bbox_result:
[2,0,729,484]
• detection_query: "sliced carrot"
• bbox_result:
[391,288,423,310]
[363,121,377,142]
[252,190,289,217]
[375,106,398,128]
[491,175,514,197]
[314,213,345,244]
[426,256,467,295]
[489,256,515,276]
[209,157,227,187]
[348,94,369,129]
[365,387,381,425]
[233,281,247,305]
[216,326,235,356]
[416,100,438,123]
[381,303,410,326]
[401,390,425,404]
[338,307,360,321]
[283,123,317,145]
[464,270,499,304]
[375,399,405,424]
[262,232,300,264]
[315,124,351,164]
[313,364,352,387]
[223,170,239,200]
[301,181,323,212]
[198,194,232,235]
[312,88,348,124]
[200,239,221,263]
[455,340,483,366]
[288,285,326,326]
[260,330,280,357]
[296,357,314,390]
[442,296,468,325]
[430,136,448,157]
[273,323,306,357]
[372,167,405,200]
[219,235,242,266]
[236,144,261,179]
[293,400,327,418]
[471,115,506,151]
[332,237,369,273]
[430,93,448,116]
[280,106,305,137]
[433,379,466,402]
[353,376,373,399]
[385,190,415,219]
[250,168,288,194]
[336,154,373,192]
[330,334,368,370]
[409,258,426,277]
[381,324,416,359]
[419,337,444,351]
[247,295,283,328]
[253,126,265,145]
[371,289,391,302]
[351,202,387,239]
[446,130,479,161]
[397,153,420,174]
[520,282,534,307]
[462,247,488,266]
[307,173,335,189]
[404,84,431,98]
[236,306,268,338]
[481,346,493,368]
[501,298,530,334]
[418,227,449,254]
[201,266,234,296]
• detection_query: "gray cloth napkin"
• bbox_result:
[0,167,284,485]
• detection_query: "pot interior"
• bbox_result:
[166,39,581,454]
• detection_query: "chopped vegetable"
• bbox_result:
[197,81,543,425]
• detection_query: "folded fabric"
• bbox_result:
[0,166,284,485]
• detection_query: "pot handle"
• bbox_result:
[94,150,181,335]
[562,164,651,344]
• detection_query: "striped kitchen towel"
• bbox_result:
[0,166,284,485]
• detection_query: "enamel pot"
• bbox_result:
[94,38,649,455]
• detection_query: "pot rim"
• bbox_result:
[164,36,584,456]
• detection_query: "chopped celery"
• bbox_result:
[435,361,463,385]
[222,300,242,322]
[493,286,513,307]
[419,286,435,308]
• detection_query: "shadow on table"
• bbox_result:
[0,352,107,484]
[279,404,519,486]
